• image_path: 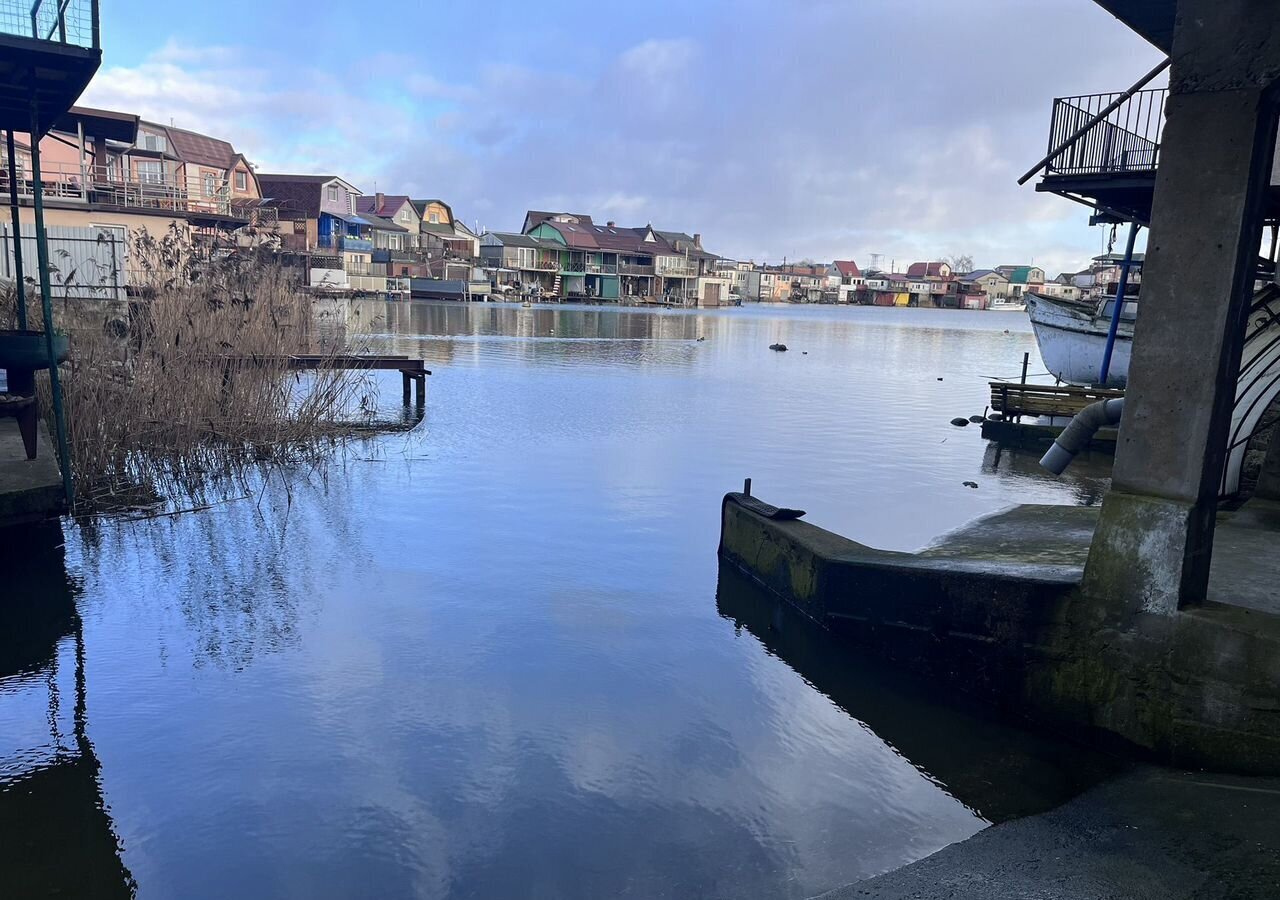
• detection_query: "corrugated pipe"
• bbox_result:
[1040,398,1124,475]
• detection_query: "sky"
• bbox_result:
[78,0,1164,276]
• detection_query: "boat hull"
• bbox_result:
[1026,293,1132,388]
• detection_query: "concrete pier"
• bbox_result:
[719,493,1280,773]
[0,419,64,527]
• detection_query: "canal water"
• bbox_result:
[1,303,1117,899]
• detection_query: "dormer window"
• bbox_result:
[138,130,166,152]
[327,185,339,203]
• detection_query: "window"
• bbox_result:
[138,130,167,152]
[429,212,440,224]
[203,173,217,197]
[235,170,247,191]
[327,185,339,203]
[136,160,164,185]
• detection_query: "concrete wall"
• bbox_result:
[718,495,1280,774]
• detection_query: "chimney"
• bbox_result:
[693,233,702,248]
[375,191,385,212]
[607,220,616,227]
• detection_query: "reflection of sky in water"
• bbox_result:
[56,302,1111,899]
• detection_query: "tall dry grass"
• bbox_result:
[1,224,382,511]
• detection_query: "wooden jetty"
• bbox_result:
[219,354,431,406]
[981,381,1124,449]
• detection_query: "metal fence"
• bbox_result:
[0,223,126,301]
[0,0,99,49]
[1045,88,1166,177]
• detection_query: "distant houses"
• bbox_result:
[2,103,1103,308]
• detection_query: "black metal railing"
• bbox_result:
[1044,87,1166,177]
[0,0,99,49]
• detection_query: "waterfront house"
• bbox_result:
[4,106,263,245]
[412,198,478,280]
[827,260,863,302]
[520,211,727,305]
[658,230,729,306]
[479,231,561,295]
[257,174,369,288]
[1090,251,1144,298]
[959,268,1012,305]
[1038,281,1084,302]
[257,174,366,253]
[995,264,1046,298]
[907,275,934,307]
[905,261,953,279]
[356,193,420,246]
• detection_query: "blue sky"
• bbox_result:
[81,0,1163,275]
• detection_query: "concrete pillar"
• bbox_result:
[1082,0,1280,614]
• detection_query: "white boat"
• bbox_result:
[988,297,1027,312]
[1026,292,1135,387]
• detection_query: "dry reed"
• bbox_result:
[1,224,383,512]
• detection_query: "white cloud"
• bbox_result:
[78,1,1164,271]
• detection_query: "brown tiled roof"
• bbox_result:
[832,260,861,277]
[523,210,594,232]
[907,261,949,277]
[357,194,413,217]
[257,174,340,218]
[154,122,237,169]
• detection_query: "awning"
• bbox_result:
[326,211,372,226]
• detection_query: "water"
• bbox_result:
[1,302,1118,899]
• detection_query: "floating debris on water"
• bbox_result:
[769,343,788,352]
[950,417,969,427]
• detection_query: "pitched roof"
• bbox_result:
[361,212,408,232]
[486,231,556,249]
[906,261,949,277]
[1007,265,1044,284]
[356,194,413,218]
[257,174,360,218]
[411,199,455,225]
[159,122,237,169]
[958,268,1003,282]
[523,210,594,232]
[832,260,861,277]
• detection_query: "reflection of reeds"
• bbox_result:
[1,225,382,512]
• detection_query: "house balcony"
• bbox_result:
[585,262,618,275]
[316,235,373,252]
[618,263,655,277]
[657,263,699,278]
[0,159,244,220]
[522,258,558,271]
[0,0,101,133]
[1028,80,1280,226]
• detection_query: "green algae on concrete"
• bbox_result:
[0,419,64,527]
[718,492,1280,775]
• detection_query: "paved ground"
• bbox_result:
[917,500,1280,616]
[813,767,1280,899]
[0,419,64,526]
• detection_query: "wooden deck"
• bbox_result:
[219,354,431,405]
[989,381,1124,422]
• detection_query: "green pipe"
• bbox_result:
[27,99,75,509]
[5,130,27,329]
